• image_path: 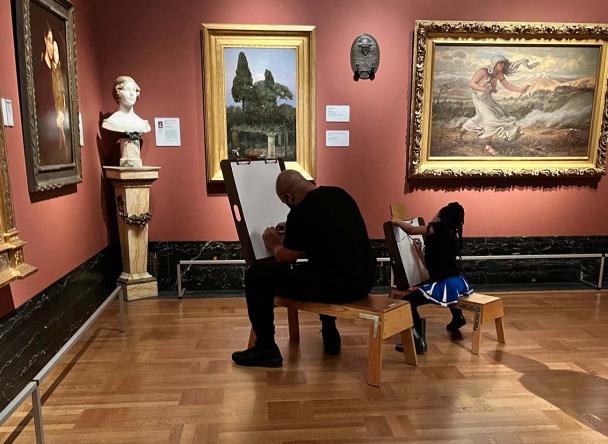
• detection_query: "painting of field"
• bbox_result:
[430,45,600,158]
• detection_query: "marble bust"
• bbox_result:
[102,76,151,134]
[103,76,150,167]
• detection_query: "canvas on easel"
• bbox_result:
[221,158,288,264]
[384,217,429,290]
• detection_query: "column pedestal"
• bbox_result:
[104,166,160,301]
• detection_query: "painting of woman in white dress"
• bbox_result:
[429,45,600,158]
[460,56,533,155]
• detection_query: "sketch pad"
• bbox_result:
[221,159,289,264]
[383,217,429,289]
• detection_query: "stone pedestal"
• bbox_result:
[104,166,160,301]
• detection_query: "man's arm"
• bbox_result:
[272,245,305,263]
[263,227,304,263]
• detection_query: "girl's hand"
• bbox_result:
[390,216,401,225]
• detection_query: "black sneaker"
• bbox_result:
[232,344,283,368]
[321,326,341,355]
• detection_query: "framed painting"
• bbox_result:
[14,0,81,192]
[0,108,36,286]
[202,24,316,182]
[409,20,608,178]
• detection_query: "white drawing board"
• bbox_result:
[230,160,289,261]
[394,218,429,286]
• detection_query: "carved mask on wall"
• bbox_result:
[350,33,380,81]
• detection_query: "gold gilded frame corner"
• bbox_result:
[202,24,316,182]
[0,111,37,287]
[408,20,608,178]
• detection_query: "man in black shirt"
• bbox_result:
[232,170,376,367]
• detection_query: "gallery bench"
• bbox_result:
[248,295,418,387]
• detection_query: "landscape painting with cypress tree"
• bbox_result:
[224,47,297,161]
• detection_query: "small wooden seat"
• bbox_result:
[456,293,506,355]
[248,295,417,387]
[389,289,506,355]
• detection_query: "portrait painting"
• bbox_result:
[203,24,316,182]
[409,21,608,178]
[14,0,81,192]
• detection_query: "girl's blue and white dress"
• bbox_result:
[417,275,473,307]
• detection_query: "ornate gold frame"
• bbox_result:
[202,24,316,182]
[409,20,608,178]
[0,111,36,287]
[14,0,81,192]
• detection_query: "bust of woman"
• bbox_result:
[102,76,151,134]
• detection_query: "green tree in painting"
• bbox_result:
[227,52,296,159]
[231,52,253,112]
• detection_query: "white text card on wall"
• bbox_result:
[325,105,350,122]
[154,117,181,147]
[326,130,349,147]
[1,99,14,127]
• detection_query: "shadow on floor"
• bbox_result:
[493,351,608,438]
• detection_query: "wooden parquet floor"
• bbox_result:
[1,291,608,443]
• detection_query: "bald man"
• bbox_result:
[232,170,376,367]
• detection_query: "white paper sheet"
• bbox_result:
[231,161,290,260]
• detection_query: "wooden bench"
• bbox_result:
[248,295,418,386]
[390,289,506,355]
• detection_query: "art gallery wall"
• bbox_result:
[90,0,608,241]
[0,0,109,314]
[1,0,608,315]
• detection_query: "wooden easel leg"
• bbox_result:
[400,328,418,366]
[287,308,300,342]
[367,322,384,387]
[248,328,256,348]
[495,317,506,344]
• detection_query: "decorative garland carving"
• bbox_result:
[116,196,152,227]
[408,20,608,178]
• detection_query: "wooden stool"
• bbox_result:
[456,293,506,355]
[389,289,506,355]
[248,295,417,387]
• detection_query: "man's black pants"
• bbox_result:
[245,261,368,347]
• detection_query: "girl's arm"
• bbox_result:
[391,217,427,235]
[499,75,529,94]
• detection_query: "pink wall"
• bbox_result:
[2,0,608,315]
[0,0,109,314]
[90,0,608,240]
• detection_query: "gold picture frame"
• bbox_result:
[409,20,608,178]
[202,24,316,182]
[0,109,36,286]
[14,0,82,192]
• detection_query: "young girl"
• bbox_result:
[392,202,473,354]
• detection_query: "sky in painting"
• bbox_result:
[433,44,600,98]
[224,47,297,107]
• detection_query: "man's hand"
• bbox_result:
[263,227,283,250]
